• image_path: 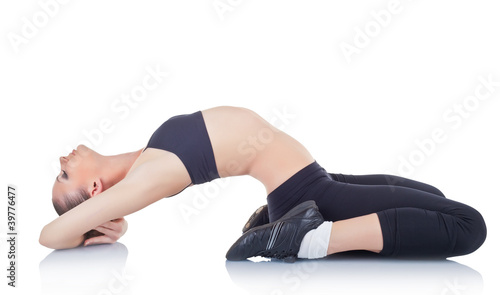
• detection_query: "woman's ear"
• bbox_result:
[90,178,103,197]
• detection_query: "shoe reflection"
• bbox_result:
[39,243,129,295]
[225,251,483,295]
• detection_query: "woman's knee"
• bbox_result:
[453,205,487,256]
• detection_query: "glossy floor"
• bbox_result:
[38,241,492,295]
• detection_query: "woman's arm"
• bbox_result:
[40,152,191,249]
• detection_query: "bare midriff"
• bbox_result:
[202,106,315,195]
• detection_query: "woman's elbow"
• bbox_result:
[39,226,80,249]
[39,238,55,249]
[39,226,56,249]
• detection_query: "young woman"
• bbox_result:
[40,106,487,262]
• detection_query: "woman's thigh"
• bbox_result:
[328,173,445,197]
[313,180,463,222]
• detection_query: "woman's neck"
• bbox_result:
[100,149,143,190]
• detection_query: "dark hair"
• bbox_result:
[52,188,104,240]
[53,187,91,216]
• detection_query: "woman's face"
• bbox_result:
[52,145,100,202]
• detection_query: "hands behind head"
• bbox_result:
[83,217,128,247]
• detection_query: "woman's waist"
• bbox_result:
[265,161,332,221]
[213,137,313,192]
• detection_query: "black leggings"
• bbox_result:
[266,162,487,258]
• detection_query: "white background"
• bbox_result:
[1,1,499,294]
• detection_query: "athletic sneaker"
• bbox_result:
[242,204,269,233]
[226,200,324,263]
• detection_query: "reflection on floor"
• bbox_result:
[225,251,483,295]
[39,245,482,295]
[39,243,129,295]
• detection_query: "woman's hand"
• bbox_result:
[83,217,128,246]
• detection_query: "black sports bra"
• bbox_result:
[144,111,220,184]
